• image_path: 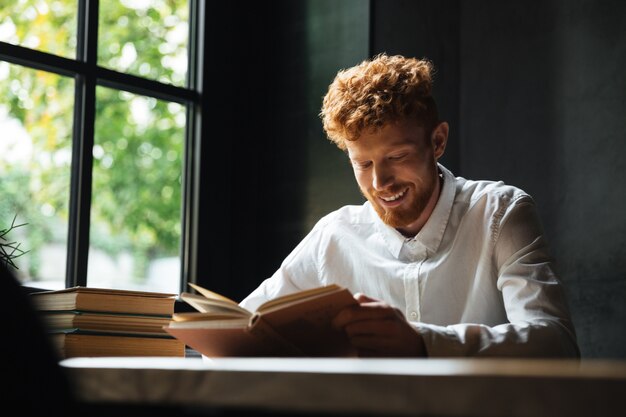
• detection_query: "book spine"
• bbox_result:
[247,313,306,356]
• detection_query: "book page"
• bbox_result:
[252,287,358,356]
[188,283,239,304]
[167,316,250,329]
[171,312,248,322]
[257,284,342,313]
[180,292,251,316]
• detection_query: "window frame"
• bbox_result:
[0,0,204,293]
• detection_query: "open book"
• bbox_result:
[164,283,359,357]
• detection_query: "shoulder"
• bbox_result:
[449,174,543,245]
[281,202,374,264]
[454,175,533,210]
[312,202,375,233]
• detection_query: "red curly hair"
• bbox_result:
[320,53,439,150]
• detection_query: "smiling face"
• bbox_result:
[346,118,448,237]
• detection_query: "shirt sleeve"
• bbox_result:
[415,196,580,358]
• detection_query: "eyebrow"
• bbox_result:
[348,143,415,159]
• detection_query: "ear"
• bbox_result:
[430,122,449,160]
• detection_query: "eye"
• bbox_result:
[389,153,407,161]
[351,160,372,170]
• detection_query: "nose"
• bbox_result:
[372,163,394,190]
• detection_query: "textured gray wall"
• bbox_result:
[457,0,626,358]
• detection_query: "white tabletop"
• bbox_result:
[61,357,626,416]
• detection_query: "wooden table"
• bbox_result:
[61,357,626,416]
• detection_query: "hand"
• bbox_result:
[332,293,427,357]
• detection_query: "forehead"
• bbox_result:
[346,119,427,157]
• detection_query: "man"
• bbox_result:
[241,54,579,357]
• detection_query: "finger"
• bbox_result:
[353,293,379,303]
[332,305,398,328]
[343,318,402,338]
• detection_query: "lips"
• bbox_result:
[377,187,409,207]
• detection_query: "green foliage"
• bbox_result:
[0,0,77,58]
[93,88,184,260]
[0,0,189,283]
[98,0,188,86]
[0,214,29,270]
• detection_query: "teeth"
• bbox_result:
[381,189,406,202]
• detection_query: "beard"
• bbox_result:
[363,176,438,231]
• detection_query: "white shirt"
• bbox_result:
[240,164,580,357]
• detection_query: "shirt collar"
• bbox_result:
[372,163,456,259]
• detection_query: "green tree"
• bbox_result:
[0,0,189,286]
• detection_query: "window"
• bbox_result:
[0,0,203,293]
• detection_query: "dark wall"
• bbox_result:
[196,2,273,299]
[197,0,626,358]
[371,0,460,174]
[300,1,370,231]
[197,1,368,300]
[458,0,626,359]
[372,0,626,358]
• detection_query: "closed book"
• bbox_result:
[41,310,170,335]
[30,286,176,316]
[50,329,185,358]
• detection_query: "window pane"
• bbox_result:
[90,86,184,293]
[0,62,74,289]
[98,0,189,87]
[0,0,77,59]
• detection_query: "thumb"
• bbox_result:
[353,292,379,304]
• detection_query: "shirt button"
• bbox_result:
[409,311,418,320]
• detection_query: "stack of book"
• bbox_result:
[30,286,185,358]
